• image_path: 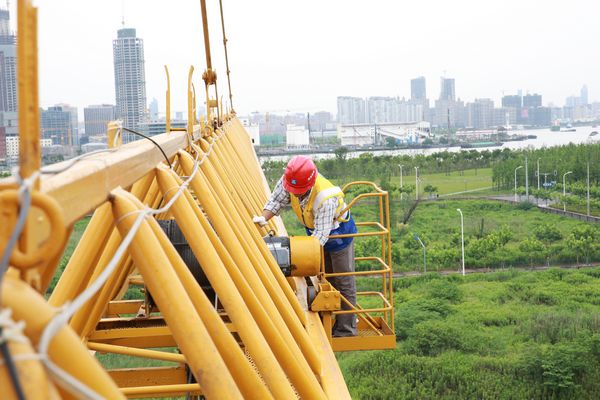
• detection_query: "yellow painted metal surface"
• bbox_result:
[290,235,322,276]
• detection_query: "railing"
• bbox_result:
[320,181,395,351]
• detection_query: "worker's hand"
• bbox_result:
[252,215,268,226]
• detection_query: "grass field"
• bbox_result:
[416,168,493,196]
[339,268,600,399]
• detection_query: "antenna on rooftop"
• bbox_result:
[121,0,125,27]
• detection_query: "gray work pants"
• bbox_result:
[324,242,357,337]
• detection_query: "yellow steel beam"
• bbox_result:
[154,167,302,399]
[304,312,352,399]
[17,0,39,184]
[146,215,273,399]
[106,300,144,316]
[122,384,201,398]
[88,342,186,364]
[112,190,243,399]
[89,326,176,349]
[39,129,198,226]
[176,155,322,375]
[108,366,186,388]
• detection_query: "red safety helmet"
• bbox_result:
[283,155,317,195]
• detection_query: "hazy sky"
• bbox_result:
[25,0,600,117]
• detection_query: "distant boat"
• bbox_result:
[526,134,537,139]
[590,131,599,137]
[550,125,560,132]
[460,141,503,149]
[561,128,577,132]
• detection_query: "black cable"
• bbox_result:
[121,127,173,169]
[0,328,26,400]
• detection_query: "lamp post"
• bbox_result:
[537,158,541,190]
[457,208,465,276]
[415,166,419,201]
[587,162,590,217]
[399,164,404,201]
[413,234,426,273]
[514,165,523,202]
[525,157,529,201]
[563,170,573,212]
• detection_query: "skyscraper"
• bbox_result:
[337,96,366,124]
[149,98,159,120]
[113,28,147,141]
[581,85,588,105]
[0,7,16,113]
[522,94,542,108]
[439,77,455,101]
[411,77,426,101]
[84,104,116,137]
[56,103,79,146]
[41,106,74,145]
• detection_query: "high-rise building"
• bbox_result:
[411,77,426,101]
[501,95,521,109]
[0,126,6,160]
[337,96,366,124]
[56,103,79,146]
[492,107,517,127]
[41,106,75,145]
[523,94,542,108]
[113,27,147,142]
[434,99,465,129]
[84,104,116,137]
[367,96,395,124]
[439,77,455,101]
[0,7,16,114]
[466,99,494,129]
[529,107,552,127]
[149,98,159,120]
[581,85,589,105]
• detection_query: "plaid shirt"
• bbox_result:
[264,177,339,246]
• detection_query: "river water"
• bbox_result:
[259,126,600,162]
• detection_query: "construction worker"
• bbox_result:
[253,155,358,337]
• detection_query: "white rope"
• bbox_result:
[0,309,28,346]
[35,133,219,398]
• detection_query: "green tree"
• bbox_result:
[423,184,438,198]
[334,146,349,162]
[534,223,563,266]
[567,225,599,265]
[519,237,545,267]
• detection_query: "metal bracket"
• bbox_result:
[310,282,341,312]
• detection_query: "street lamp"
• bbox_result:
[587,162,591,217]
[537,158,541,190]
[415,166,419,201]
[563,171,573,212]
[413,234,426,273]
[456,208,465,276]
[525,157,529,201]
[514,165,523,202]
[399,164,404,201]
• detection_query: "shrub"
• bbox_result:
[395,298,453,340]
[405,320,463,356]
[425,280,463,303]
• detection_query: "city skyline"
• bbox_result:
[18,0,600,117]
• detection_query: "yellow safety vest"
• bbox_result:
[290,174,347,229]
